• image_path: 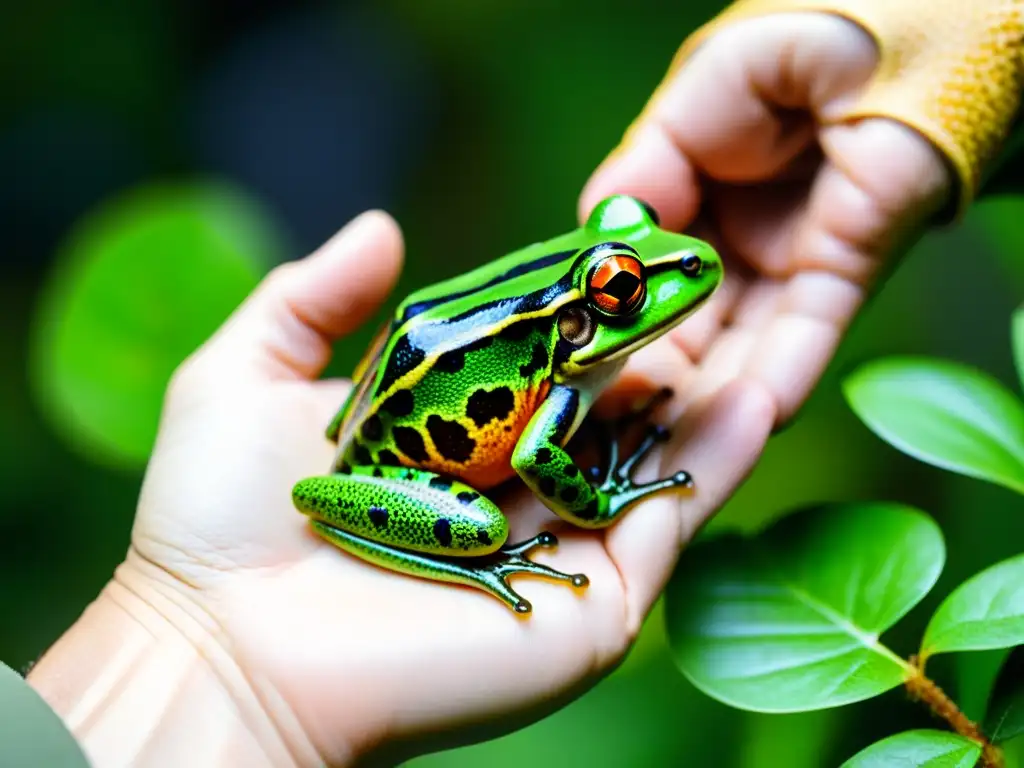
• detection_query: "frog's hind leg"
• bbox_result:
[292,466,588,614]
[312,524,587,614]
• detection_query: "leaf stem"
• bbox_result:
[906,655,1003,768]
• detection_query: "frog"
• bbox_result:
[291,195,724,615]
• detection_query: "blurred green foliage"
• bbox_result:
[1,1,1023,766]
[29,182,286,469]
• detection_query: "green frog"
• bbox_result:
[291,195,723,614]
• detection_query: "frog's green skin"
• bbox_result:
[292,195,723,614]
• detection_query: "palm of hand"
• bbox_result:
[133,374,628,757]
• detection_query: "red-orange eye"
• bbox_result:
[588,254,646,315]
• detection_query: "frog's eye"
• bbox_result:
[587,253,647,316]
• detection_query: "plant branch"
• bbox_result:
[906,655,1003,768]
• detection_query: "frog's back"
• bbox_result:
[334,241,582,488]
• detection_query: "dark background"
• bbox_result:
[2,1,1022,765]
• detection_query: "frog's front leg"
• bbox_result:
[291,466,587,614]
[512,385,693,529]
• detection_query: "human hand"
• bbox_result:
[27,209,768,767]
[580,12,954,435]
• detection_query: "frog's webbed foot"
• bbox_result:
[587,387,693,518]
[464,532,589,615]
[311,523,587,615]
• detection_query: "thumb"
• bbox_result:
[187,209,404,383]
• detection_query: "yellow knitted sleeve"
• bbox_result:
[651,0,1024,217]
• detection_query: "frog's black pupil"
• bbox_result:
[602,271,641,301]
[681,255,702,276]
[635,198,660,226]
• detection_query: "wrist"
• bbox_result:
[26,552,321,768]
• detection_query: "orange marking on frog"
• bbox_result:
[421,380,551,489]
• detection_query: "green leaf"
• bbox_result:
[840,730,982,767]
[985,646,1024,744]
[922,554,1024,658]
[843,357,1024,495]
[30,181,286,470]
[665,503,942,713]
[1013,306,1024,393]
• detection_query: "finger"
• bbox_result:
[705,273,862,414]
[189,210,404,383]
[578,14,879,230]
[711,181,808,277]
[579,119,704,233]
[308,379,355,429]
[751,123,948,421]
[605,379,776,633]
[791,120,951,282]
[689,121,947,423]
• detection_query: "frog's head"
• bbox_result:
[555,195,723,376]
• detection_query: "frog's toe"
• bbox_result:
[456,531,592,613]
[536,531,558,548]
[602,469,695,520]
[488,541,590,591]
[650,423,671,443]
[571,573,589,588]
[514,599,532,615]
[501,530,558,556]
[505,573,581,618]
[673,470,694,489]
